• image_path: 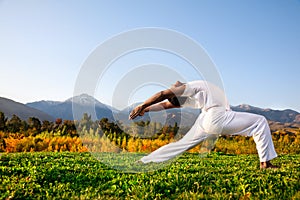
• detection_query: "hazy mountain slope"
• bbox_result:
[0,97,54,121]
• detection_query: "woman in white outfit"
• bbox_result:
[129,80,279,169]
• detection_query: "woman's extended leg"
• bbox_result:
[140,114,212,163]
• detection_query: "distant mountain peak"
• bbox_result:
[239,104,251,110]
[26,94,118,120]
[67,94,97,105]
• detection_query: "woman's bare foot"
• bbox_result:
[260,161,280,169]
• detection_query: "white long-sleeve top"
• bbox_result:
[181,80,230,112]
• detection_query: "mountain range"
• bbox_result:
[0,94,299,125]
[26,94,114,121]
[231,104,300,124]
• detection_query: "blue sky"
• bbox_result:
[0,0,299,111]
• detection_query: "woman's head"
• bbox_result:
[171,81,185,88]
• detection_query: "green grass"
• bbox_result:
[0,152,299,199]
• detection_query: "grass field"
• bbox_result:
[0,152,299,199]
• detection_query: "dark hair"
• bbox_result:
[168,96,187,107]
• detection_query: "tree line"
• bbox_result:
[0,111,77,137]
[0,111,184,139]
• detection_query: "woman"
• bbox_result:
[129,80,279,169]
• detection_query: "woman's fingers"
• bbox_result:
[129,106,142,120]
[129,110,135,120]
[129,111,138,120]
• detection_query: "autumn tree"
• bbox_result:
[80,113,93,131]
[28,117,41,131]
[0,111,7,131]
[41,120,53,132]
[6,114,23,133]
[62,120,77,137]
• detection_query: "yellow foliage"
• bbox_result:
[1,127,299,154]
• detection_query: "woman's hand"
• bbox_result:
[129,104,145,120]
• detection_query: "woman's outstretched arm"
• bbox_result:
[129,84,185,120]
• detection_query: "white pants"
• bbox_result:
[140,109,277,163]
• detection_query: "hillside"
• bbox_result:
[0,97,54,121]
